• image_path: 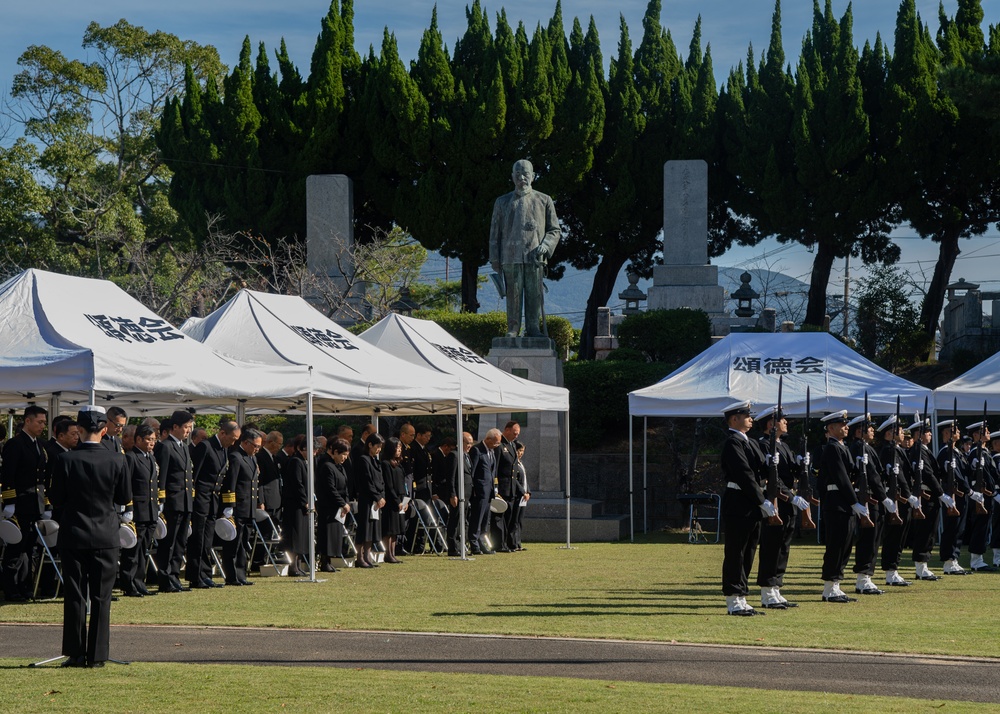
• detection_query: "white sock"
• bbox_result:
[776,588,789,603]
[726,595,740,612]
[856,574,867,589]
[822,581,836,597]
[970,553,985,569]
[993,549,1000,566]
[915,561,930,577]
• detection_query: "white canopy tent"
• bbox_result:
[359,313,572,548]
[933,352,1000,413]
[626,332,933,540]
[0,269,310,411]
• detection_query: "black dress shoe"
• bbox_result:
[822,594,857,603]
[761,602,787,609]
[237,580,254,586]
[225,580,243,586]
[123,591,144,598]
[855,587,885,595]
[61,656,87,668]
[480,549,496,555]
[88,661,105,668]
[972,564,998,572]
[159,584,181,593]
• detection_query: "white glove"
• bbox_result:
[121,511,133,524]
[907,495,920,509]
[950,459,957,471]
[939,494,956,509]
[759,500,777,518]
[862,453,869,466]
[969,491,985,505]
[223,507,234,518]
[894,464,900,476]
[791,495,809,510]
[158,503,164,514]
[916,460,924,472]
[855,456,864,467]
[42,509,52,520]
[851,503,870,518]
[881,497,897,513]
[972,458,980,469]
[766,453,779,466]
[2,504,14,518]
[993,493,1000,506]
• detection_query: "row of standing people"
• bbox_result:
[720,401,997,616]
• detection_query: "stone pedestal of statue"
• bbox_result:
[484,337,565,499]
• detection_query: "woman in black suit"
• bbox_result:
[281,435,310,576]
[354,433,385,568]
[380,437,407,564]
[316,438,351,572]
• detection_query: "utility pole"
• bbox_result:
[842,255,850,338]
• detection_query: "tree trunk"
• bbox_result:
[803,240,837,328]
[461,259,480,313]
[918,228,962,357]
[577,252,628,360]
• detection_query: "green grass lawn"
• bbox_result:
[3,661,994,713]
[3,534,998,658]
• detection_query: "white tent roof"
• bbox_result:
[181,290,461,414]
[629,332,931,418]
[0,269,309,410]
[934,351,1000,413]
[358,313,569,413]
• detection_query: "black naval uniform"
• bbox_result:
[937,443,970,565]
[156,435,194,591]
[965,444,997,560]
[721,429,767,599]
[1,430,48,600]
[494,437,520,551]
[850,437,885,578]
[119,447,159,595]
[186,435,230,586]
[755,433,800,589]
[909,439,944,565]
[819,437,860,584]
[49,442,130,666]
[879,441,914,573]
[220,444,259,585]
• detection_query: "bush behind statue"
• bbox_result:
[416,310,574,357]
[616,309,712,363]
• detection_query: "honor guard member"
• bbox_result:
[819,410,869,603]
[846,413,888,595]
[877,416,920,587]
[119,424,159,597]
[720,401,771,616]
[989,431,1000,567]
[963,421,997,572]
[754,406,808,609]
[38,419,79,598]
[49,406,131,667]
[186,421,240,589]
[219,429,262,586]
[936,420,969,574]
[1,405,48,602]
[156,410,195,593]
[908,417,946,580]
[101,407,128,454]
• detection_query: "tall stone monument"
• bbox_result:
[306,174,362,320]
[646,160,729,335]
[485,159,566,498]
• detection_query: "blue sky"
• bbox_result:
[2,1,998,306]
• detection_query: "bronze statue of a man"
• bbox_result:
[489,159,561,338]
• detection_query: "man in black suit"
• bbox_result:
[185,421,240,589]
[432,437,459,555]
[101,407,128,454]
[220,429,263,585]
[404,424,433,554]
[469,429,501,555]
[720,401,770,616]
[156,410,195,593]
[49,405,130,667]
[259,431,283,519]
[494,421,521,552]
[119,424,159,597]
[1,405,48,602]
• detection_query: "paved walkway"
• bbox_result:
[5,624,1000,704]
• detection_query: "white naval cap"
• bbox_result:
[76,404,108,431]
[937,419,957,430]
[908,418,930,432]
[877,415,898,432]
[821,410,849,425]
[722,400,753,418]
[755,406,784,422]
[989,431,1000,441]
[847,413,872,429]
[965,421,987,433]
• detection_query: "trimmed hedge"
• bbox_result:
[564,360,674,446]
[616,309,712,363]
[417,310,574,357]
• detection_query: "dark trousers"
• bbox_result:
[912,498,940,563]
[221,520,251,583]
[61,546,118,663]
[156,509,191,585]
[404,488,433,553]
[446,501,462,554]
[119,521,155,593]
[185,492,217,583]
[939,497,967,563]
[504,498,524,550]
[2,520,37,598]
[757,501,795,587]
[966,497,991,555]
[821,509,857,581]
[881,504,912,571]
[490,510,508,551]
[469,490,491,552]
[722,513,761,596]
[990,500,1000,551]
[853,508,884,575]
